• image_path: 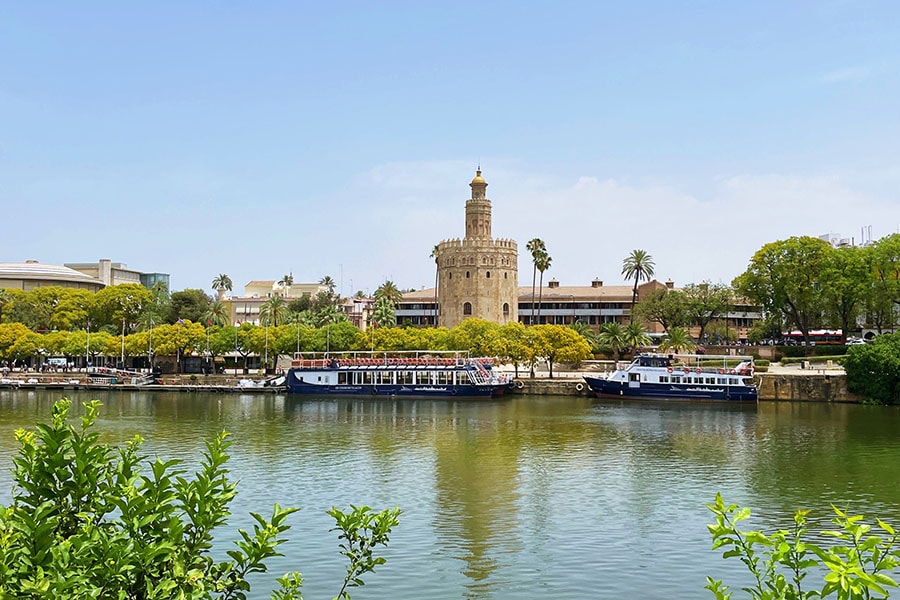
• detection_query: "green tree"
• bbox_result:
[526,238,546,325]
[374,280,403,307]
[659,326,696,354]
[168,289,213,325]
[867,234,900,333]
[683,282,732,343]
[622,249,655,324]
[0,399,400,599]
[598,322,628,362]
[734,236,832,346]
[569,321,599,353]
[623,322,651,354]
[498,321,528,377]
[211,273,233,301]
[842,333,900,404]
[203,300,231,327]
[260,295,290,327]
[370,296,397,329]
[820,245,869,341]
[288,294,312,315]
[634,288,689,332]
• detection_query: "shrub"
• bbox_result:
[0,398,400,599]
[707,493,900,599]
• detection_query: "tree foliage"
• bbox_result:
[0,399,400,599]
[707,493,900,600]
[842,333,900,405]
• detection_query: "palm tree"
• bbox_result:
[370,296,397,328]
[526,238,546,325]
[598,322,627,362]
[535,250,552,324]
[278,274,294,297]
[319,275,336,297]
[623,322,652,354]
[621,249,655,324]
[203,300,231,327]
[374,280,403,307]
[659,326,696,355]
[259,295,289,326]
[430,245,440,327]
[211,274,233,302]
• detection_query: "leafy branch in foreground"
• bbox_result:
[707,492,900,600]
[0,398,399,600]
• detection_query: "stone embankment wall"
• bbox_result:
[756,373,859,402]
[510,373,861,402]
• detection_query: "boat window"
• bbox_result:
[629,373,640,383]
[363,371,373,385]
[660,376,669,383]
[706,377,715,384]
[338,372,348,385]
[438,371,450,384]
[400,371,414,384]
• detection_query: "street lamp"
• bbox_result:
[264,319,269,375]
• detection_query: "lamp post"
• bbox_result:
[148,318,154,371]
[120,318,126,369]
[85,320,91,371]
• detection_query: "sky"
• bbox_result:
[1,2,898,298]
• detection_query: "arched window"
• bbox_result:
[466,271,470,278]
[463,302,472,316]
[503,303,510,317]
[486,271,491,278]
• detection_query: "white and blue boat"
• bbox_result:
[583,353,758,401]
[284,351,511,397]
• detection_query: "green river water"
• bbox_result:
[1,389,899,599]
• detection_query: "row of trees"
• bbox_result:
[735,234,900,346]
[0,318,599,377]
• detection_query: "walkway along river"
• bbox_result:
[0,388,895,599]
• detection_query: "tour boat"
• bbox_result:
[582,353,758,401]
[284,351,511,397]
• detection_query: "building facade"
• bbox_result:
[433,170,518,328]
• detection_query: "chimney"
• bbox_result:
[591,278,603,288]
[665,279,675,289]
[548,279,560,288]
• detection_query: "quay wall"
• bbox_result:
[509,373,861,402]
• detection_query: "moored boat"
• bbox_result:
[583,353,758,401]
[284,351,511,397]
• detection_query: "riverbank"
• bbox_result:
[0,363,859,401]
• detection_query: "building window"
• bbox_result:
[466,271,470,278]
[503,303,509,317]
[486,271,491,278]
[504,272,508,279]
[449,272,452,279]
[463,302,472,316]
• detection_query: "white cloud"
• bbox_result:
[820,65,871,83]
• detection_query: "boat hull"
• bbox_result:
[583,375,757,401]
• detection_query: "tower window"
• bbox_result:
[449,272,452,279]
[486,271,491,278]
[503,303,510,317]
[504,272,508,279]
[463,302,472,316]
[466,271,470,278]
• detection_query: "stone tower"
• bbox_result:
[435,170,518,328]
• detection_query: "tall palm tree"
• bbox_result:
[374,280,403,307]
[621,249,655,324]
[319,275,336,296]
[211,274,233,302]
[430,245,440,327]
[535,250,552,324]
[203,300,231,327]
[526,238,546,325]
[259,295,289,326]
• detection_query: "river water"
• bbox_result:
[1,389,899,599]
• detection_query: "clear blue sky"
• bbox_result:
[2,2,898,297]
